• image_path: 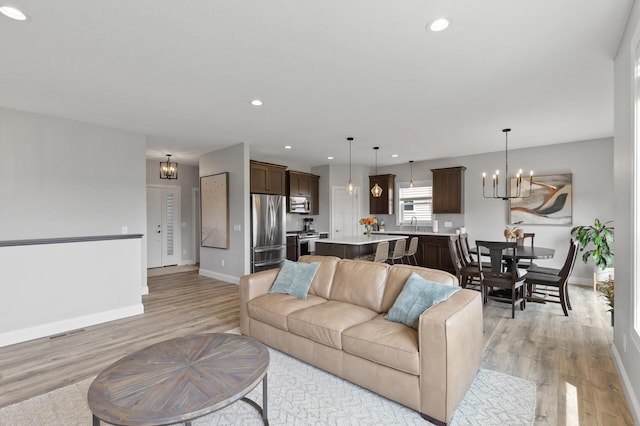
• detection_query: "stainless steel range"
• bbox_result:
[297,231,320,257]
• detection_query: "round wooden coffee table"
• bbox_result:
[88,333,269,426]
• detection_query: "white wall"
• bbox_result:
[0,107,146,240]
[0,107,147,346]
[199,143,250,283]
[146,160,200,264]
[614,2,640,421]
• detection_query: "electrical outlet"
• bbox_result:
[623,333,627,352]
[221,259,225,266]
[233,224,241,232]
[444,221,453,228]
[121,226,128,234]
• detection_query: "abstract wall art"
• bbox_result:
[509,173,572,225]
[200,172,229,248]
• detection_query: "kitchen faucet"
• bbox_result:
[410,216,418,232]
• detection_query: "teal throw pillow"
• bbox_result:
[268,260,320,300]
[385,272,460,329]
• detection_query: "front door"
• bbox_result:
[147,186,181,268]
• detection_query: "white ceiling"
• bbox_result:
[0,1,633,167]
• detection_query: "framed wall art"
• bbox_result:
[200,172,229,249]
[509,173,572,225]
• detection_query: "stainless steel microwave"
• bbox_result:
[289,196,310,213]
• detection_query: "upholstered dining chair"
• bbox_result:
[373,241,390,263]
[476,240,527,318]
[525,239,579,316]
[403,237,419,265]
[387,238,406,264]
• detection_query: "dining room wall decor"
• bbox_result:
[200,172,229,248]
[509,173,572,225]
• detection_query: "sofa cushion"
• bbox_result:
[287,301,378,349]
[385,272,460,329]
[342,314,419,375]
[248,293,327,331]
[329,260,390,312]
[382,265,458,313]
[268,260,320,300]
[298,255,340,299]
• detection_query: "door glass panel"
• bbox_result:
[165,193,174,256]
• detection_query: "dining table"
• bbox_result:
[469,245,555,263]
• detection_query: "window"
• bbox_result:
[397,181,432,225]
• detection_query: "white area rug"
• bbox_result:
[0,348,535,425]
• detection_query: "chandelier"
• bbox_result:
[482,129,533,200]
[160,154,178,180]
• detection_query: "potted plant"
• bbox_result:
[571,218,614,321]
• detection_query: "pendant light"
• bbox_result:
[347,137,354,195]
[160,154,178,180]
[371,147,383,197]
[481,129,533,200]
[409,160,415,188]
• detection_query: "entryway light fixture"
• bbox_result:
[347,137,354,195]
[371,147,383,198]
[0,6,27,21]
[160,154,178,180]
[482,129,533,200]
[409,160,415,188]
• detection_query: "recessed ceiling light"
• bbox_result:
[284,145,292,149]
[250,99,263,106]
[428,18,449,32]
[327,156,334,160]
[0,6,27,21]
[392,154,399,158]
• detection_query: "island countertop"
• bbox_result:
[372,230,460,237]
[315,234,408,246]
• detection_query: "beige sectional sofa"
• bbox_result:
[239,255,483,425]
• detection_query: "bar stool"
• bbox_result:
[387,239,406,264]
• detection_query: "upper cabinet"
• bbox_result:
[431,166,466,214]
[369,174,396,215]
[250,160,287,195]
[287,171,311,197]
[287,170,320,214]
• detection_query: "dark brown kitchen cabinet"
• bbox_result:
[250,160,287,195]
[419,235,456,275]
[308,175,320,215]
[431,166,466,214]
[287,171,311,197]
[286,235,298,261]
[369,174,396,215]
[287,171,320,214]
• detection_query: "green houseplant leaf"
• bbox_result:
[571,218,614,270]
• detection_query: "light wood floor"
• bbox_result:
[0,272,634,425]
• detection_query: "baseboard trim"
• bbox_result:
[199,268,240,285]
[141,285,149,295]
[179,259,196,266]
[611,344,640,425]
[0,304,144,348]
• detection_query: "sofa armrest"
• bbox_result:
[239,268,279,335]
[418,289,483,424]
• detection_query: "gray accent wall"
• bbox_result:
[199,143,250,282]
[614,2,640,421]
[0,107,146,242]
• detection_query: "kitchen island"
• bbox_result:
[315,234,407,259]
[372,231,459,274]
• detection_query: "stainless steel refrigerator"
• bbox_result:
[251,194,286,273]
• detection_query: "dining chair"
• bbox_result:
[373,241,390,263]
[516,233,537,269]
[448,236,481,290]
[525,239,578,316]
[403,237,419,265]
[476,240,527,318]
[387,238,406,264]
